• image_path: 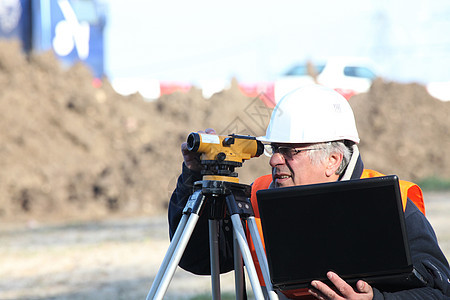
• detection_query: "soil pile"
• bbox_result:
[350,79,450,181]
[0,40,449,220]
[0,40,271,220]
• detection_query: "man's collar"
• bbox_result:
[350,155,364,179]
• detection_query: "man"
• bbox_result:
[169,84,450,299]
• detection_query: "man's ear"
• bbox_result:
[325,152,343,177]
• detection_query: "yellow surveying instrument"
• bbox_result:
[147,132,279,300]
[186,132,264,182]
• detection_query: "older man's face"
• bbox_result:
[269,144,340,188]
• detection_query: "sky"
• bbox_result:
[102,0,450,86]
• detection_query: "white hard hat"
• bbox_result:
[257,84,360,144]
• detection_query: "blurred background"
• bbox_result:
[0,0,449,299]
[104,0,450,88]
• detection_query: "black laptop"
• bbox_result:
[256,175,426,292]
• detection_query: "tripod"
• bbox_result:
[146,179,279,300]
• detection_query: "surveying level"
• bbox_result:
[187,132,264,183]
[146,133,278,300]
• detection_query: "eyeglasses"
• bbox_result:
[264,144,324,160]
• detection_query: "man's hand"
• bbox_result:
[309,271,373,300]
[182,128,216,171]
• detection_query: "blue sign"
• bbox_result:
[46,0,105,78]
[0,0,32,51]
[0,0,105,78]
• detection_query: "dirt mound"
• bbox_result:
[350,79,450,181]
[0,40,271,220]
[0,39,449,220]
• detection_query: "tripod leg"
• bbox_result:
[209,219,221,300]
[147,213,189,300]
[230,214,265,300]
[247,216,279,300]
[233,228,246,300]
[149,213,200,300]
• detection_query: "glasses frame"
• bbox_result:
[265,144,325,160]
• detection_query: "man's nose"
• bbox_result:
[269,152,285,167]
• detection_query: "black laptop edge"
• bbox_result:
[256,175,427,292]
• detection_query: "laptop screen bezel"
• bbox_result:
[256,175,413,289]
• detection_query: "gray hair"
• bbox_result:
[307,141,353,175]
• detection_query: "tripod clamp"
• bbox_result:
[184,180,253,218]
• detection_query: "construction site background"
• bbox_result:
[0,40,449,299]
[1,40,449,221]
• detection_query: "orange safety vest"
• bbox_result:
[247,169,425,299]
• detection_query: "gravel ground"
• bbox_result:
[1,191,449,300]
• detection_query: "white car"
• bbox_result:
[274,57,378,102]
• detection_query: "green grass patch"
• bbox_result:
[417,176,450,191]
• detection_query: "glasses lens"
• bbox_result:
[265,145,294,159]
[277,147,293,159]
[265,144,323,159]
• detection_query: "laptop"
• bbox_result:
[256,175,426,293]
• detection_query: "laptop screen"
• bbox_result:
[256,175,412,289]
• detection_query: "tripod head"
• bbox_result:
[186,132,264,183]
